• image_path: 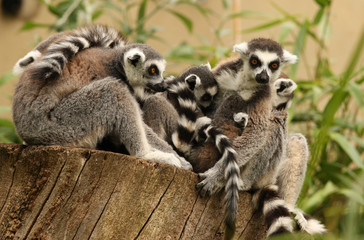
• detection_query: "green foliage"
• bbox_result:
[1,0,363,238]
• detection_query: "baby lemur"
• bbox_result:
[12,25,191,170]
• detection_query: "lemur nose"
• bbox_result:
[256,70,269,84]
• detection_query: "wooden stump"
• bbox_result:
[0,143,266,239]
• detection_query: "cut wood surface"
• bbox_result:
[0,143,266,239]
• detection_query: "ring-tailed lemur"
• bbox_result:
[13,25,127,75]
[192,38,325,238]
[12,25,192,170]
[132,64,240,237]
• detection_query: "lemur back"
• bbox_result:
[12,25,191,170]
[13,25,127,76]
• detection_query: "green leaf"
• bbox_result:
[21,21,50,31]
[241,18,287,33]
[300,181,338,212]
[339,189,364,205]
[313,7,325,25]
[348,82,364,107]
[137,0,147,22]
[290,20,309,78]
[329,131,364,169]
[278,22,294,43]
[226,10,264,20]
[315,0,331,7]
[166,10,193,33]
[92,9,103,21]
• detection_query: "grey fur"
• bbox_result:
[196,38,324,238]
[12,27,190,170]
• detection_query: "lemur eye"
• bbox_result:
[251,59,258,65]
[271,63,278,69]
[148,65,159,75]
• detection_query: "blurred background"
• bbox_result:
[0,0,363,239]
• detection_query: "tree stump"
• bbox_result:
[0,143,266,239]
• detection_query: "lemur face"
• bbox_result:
[233,38,297,85]
[248,50,281,84]
[123,44,166,89]
[182,64,218,110]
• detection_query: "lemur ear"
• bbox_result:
[282,50,298,64]
[128,54,141,66]
[233,42,249,56]
[185,74,201,91]
[203,62,212,70]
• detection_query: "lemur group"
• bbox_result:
[12,25,326,239]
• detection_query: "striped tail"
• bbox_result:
[168,75,199,156]
[165,72,242,239]
[200,124,240,240]
[289,207,326,235]
[29,25,126,81]
[252,184,294,238]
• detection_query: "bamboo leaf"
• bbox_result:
[348,82,364,107]
[166,10,193,33]
[137,0,147,22]
[300,181,338,212]
[290,20,309,78]
[329,132,364,168]
[21,21,51,31]
[313,7,325,25]
[136,0,148,34]
[241,18,287,33]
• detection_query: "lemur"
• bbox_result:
[190,39,325,238]
[12,25,192,170]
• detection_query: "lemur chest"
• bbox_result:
[237,89,255,101]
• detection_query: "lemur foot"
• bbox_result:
[233,112,249,127]
[140,149,182,168]
[196,167,225,197]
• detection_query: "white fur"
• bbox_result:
[185,74,201,87]
[291,208,327,234]
[283,50,298,64]
[178,115,196,132]
[13,50,41,75]
[233,42,249,55]
[206,86,218,96]
[267,216,294,236]
[233,112,248,127]
[178,98,196,110]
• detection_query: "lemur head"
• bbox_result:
[233,38,297,85]
[180,63,218,110]
[122,43,166,90]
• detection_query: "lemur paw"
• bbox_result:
[195,116,212,143]
[233,112,249,127]
[196,169,225,197]
[179,156,193,171]
[141,149,182,168]
[275,78,297,96]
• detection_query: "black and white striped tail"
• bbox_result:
[289,206,326,235]
[252,185,294,238]
[29,25,126,81]
[168,78,198,156]
[167,75,241,239]
[200,123,241,240]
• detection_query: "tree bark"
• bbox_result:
[0,143,266,240]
